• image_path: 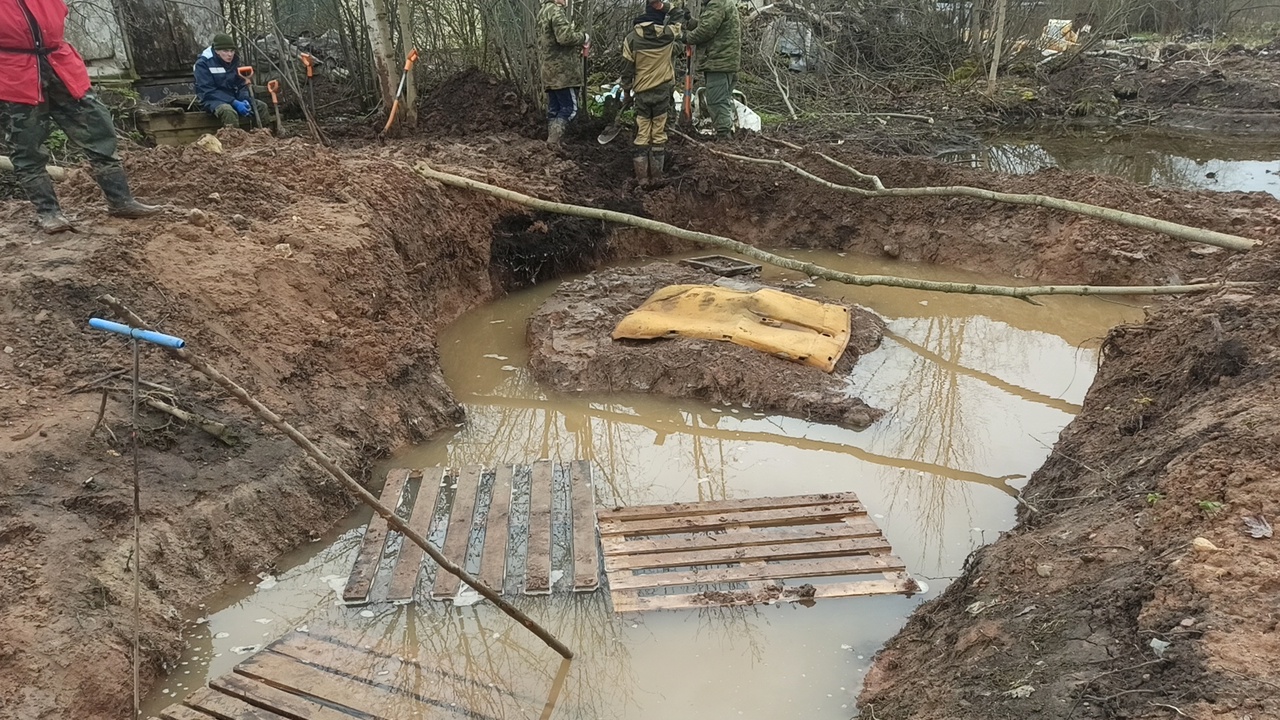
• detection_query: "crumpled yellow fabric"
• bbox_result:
[612,284,852,372]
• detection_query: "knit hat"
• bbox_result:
[212,33,236,51]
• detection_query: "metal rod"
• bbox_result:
[99,295,575,660]
[131,338,141,718]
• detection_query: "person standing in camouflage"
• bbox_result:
[622,0,684,184]
[684,0,740,139]
[536,0,588,146]
[1,0,160,233]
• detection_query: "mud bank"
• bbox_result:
[2,71,1279,717]
[859,244,1280,718]
[526,262,885,430]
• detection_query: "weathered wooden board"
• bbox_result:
[235,651,426,718]
[610,576,918,613]
[477,465,514,591]
[524,461,554,595]
[431,466,483,600]
[210,673,363,720]
[607,555,905,591]
[598,501,866,536]
[386,467,447,602]
[342,469,412,603]
[598,492,865,521]
[183,685,295,719]
[160,705,218,720]
[602,536,892,571]
[570,460,600,592]
[599,517,883,555]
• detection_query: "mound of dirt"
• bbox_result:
[417,68,541,137]
[858,242,1280,718]
[526,262,886,430]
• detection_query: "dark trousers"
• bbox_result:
[0,62,121,193]
[546,87,578,122]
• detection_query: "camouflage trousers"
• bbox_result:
[0,63,121,195]
[633,83,673,148]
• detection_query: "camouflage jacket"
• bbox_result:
[622,20,683,94]
[536,0,586,90]
[685,0,740,73]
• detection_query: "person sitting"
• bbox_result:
[193,33,267,127]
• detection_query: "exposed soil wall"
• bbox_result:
[859,243,1280,719]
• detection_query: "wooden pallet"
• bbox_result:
[597,492,916,613]
[342,460,600,604]
[159,629,535,720]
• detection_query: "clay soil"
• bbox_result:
[1,70,1278,719]
[526,262,886,430]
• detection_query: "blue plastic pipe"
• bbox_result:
[88,318,186,349]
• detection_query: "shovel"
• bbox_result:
[381,48,419,136]
[237,66,263,129]
[266,79,286,136]
[597,92,632,145]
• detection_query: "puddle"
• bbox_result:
[939,131,1280,198]
[142,250,1143,719]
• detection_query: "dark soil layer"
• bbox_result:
[859,243,1280,719]
[526,262,886,429]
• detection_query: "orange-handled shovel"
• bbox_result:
[266,79,285,136]
[237,65,263,129]
[381,48,420,136]
[299,52,316,115]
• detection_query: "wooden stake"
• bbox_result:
[99,295,574,660]
[413,163,1259,300]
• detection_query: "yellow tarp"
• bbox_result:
[611,284,852,372]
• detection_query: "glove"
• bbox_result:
[232,99,251,117]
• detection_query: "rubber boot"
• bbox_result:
[21,173,74,234]
[648,147,666,183]
[633,147,650,185]
[547,118,567,147]
[96,167,161,219]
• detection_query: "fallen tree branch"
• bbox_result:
[808,111,935,124]
[691,133,1258,252]
[143,397,239,446]
[413,162,1258,299]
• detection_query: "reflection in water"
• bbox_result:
[143,250,1142,720]
[940,132,1280,198]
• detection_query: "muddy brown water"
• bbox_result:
[142,251,1142,719]
[940,131,1280,198]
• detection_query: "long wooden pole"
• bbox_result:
[99,295,573,660]
[680,132,1259,252]
[413,162,1257,300]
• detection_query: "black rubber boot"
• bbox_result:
[648,147,666,182]
[21,173,74,234]
[95,167,161,219]
[633,146,650,185]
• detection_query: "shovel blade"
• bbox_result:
[597,122,622,144]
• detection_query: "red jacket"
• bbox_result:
[0,0,91,105]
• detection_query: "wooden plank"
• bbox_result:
[600,517,882,555]
[183,685,294,719]
[603,536,892,571]
[524,461,554,595]
[611,575,915,613]
[570,460,599,592]
[598,492,863,522]
[599,501,866,537]
[386,467,447,602]
[477,464,513,591]
[431,465,483,600]
[161,705,219,720]
[342,469,413,603]
[211,673,364,720]
[235,651,427,719]
[607,554,906,591]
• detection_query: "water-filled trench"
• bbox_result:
[143,249,1142,719]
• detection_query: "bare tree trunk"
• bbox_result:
[362,0,398,109]
[396,0,417,128]
[986,0,1007,94]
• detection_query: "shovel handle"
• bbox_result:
[267,79,280,104]
[300,53,314,79]
[237,65,254,79]
[404,48,419,72]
